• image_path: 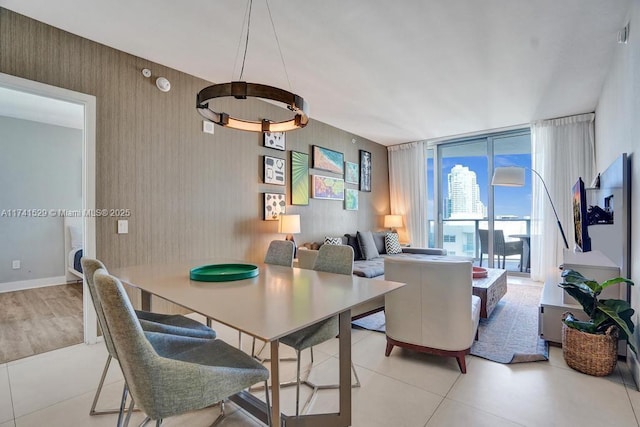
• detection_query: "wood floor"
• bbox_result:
[0,283,83,364]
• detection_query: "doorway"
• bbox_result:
[0,72,97,346]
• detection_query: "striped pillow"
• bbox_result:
[385,233,402,255]
[324,236,343,246]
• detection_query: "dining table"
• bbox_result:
[112,258,405,427]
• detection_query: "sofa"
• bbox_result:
[384,257,481,373]
[296,231,448,319]
[298,231,448,278]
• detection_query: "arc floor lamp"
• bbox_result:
[492,166,569,249]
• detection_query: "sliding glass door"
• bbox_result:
[429,129,531,272]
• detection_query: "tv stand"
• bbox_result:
[538,153,631,358]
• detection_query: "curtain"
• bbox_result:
[530,113,595,281]
[388,141,428,247]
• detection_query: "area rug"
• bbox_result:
[471,283,548,363]
[351,282,548,364]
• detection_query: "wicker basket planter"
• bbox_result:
[562,323,618,376]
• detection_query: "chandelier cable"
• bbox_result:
[238,0,253,81]
[232,0,251,81]
[265,0,292,91]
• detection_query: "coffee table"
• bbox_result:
[473,267,507,318]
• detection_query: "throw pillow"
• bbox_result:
[324,236,343,245]
[344,234,364,260]
[372,231,387,254]
[385,233,402,255]
[357,231,380,260]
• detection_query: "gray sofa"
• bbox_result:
[299,231,447,278]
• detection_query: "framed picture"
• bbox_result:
[263,155,285,185]
[263,193,286,221]
[312,175,345,200]
[359,150,372,192]
[290,151,309,205]
[345,161,359,184]
[263,131,285,151]
[344,188,359,210]
[312,145,344,174]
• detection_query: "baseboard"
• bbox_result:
[0,275,68,293]
[626,344,640,391]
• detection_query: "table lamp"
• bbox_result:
[278,214,301,256]
[491,166,569,249]
[384,215,403,233]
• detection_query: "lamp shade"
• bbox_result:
[491,167,525,187]
[278,214,301,234]
[384,215,403,229]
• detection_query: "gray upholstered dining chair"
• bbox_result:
[279,244,361,416]
[81,258,217,421]
[251,240,296,359]
[478,229,523,270]
[264,240,295,267]
[93,269,271,427]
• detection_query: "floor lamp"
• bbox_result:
[491,166,569,249]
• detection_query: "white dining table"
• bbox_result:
[112,259,405,427]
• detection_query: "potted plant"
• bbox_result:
[559,269,635,376]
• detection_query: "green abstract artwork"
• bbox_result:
[291,151,309,205]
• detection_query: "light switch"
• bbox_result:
[117,220,129,234]
[203,121,214,134]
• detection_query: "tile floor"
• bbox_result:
[1,278,639,427]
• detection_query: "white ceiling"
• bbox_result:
[0,0,631,145]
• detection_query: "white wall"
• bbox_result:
[594,0,640,382]
[0,116,82,285]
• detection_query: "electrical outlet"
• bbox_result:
[12,260,20,269]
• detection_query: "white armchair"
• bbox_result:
[383,257,481,373]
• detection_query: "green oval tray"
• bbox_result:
[189,263,259,282]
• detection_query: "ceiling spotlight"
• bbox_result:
[141,68,151,78]
[156,77,171,93]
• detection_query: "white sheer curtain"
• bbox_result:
[530,113,595,281]
[387,141,428,247]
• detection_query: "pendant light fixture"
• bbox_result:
[196,0,309,133]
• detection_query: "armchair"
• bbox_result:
[383,257,481,373]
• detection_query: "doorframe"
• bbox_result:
[0,72,98,344]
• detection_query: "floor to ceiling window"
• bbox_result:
[426,129,531,273]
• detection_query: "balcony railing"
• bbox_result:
[428,218,531,273]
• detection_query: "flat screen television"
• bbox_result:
[572,177,591,252]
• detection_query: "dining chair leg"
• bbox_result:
[295,349,302,417]
[116,383,128,427]
[211,400,226,426]
[123,394,136,427]
[155,420,162,427]
[90,355,116,415]
[263,380,272,427]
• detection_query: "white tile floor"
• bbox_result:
[1,279,639,427]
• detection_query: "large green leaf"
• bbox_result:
[596,302,636,353]
[561,269,601,294]
[600,277,634,292]
[558,284,597,316]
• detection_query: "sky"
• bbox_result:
[427,153,532,218]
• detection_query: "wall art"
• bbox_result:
[263,192,286,220]
[263,131,285,151]
[290,151,309,205]
[312,175,345,200]
[312,145,344,174]
[359,150,372,192]
[263,155,285,185]
[344,188,359,210]
[345,161,359,184]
